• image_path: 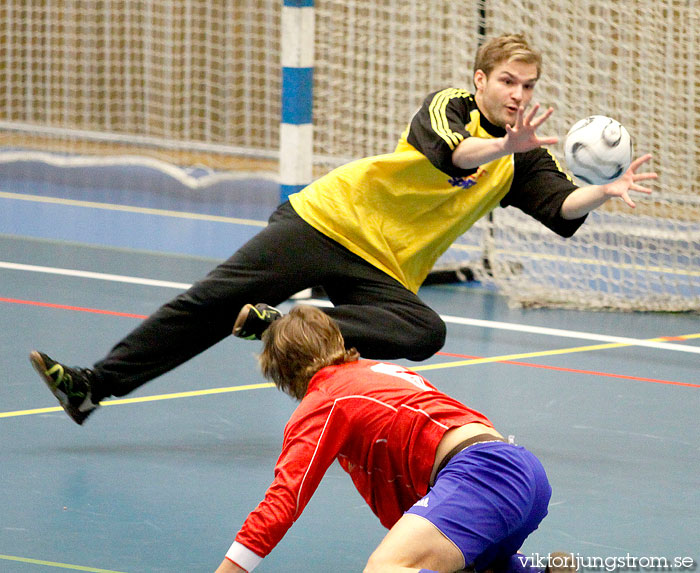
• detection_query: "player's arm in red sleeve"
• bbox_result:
[222,393,348,571]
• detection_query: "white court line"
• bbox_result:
[0,191,268,227]
[0,261,192,290]
[440,314,700,355]
[3,260,700,355]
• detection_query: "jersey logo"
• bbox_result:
[413,496,429,508]
[370,363,432,391]
[448,166,487,189]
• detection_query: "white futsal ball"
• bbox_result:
[564,115,632,185]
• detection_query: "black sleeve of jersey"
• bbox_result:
[406,89,478,178]
[502,148,587,238]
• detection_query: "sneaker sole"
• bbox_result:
[29,351,96,426]
[232,303,256,338]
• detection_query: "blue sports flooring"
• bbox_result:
[1,175,699,572]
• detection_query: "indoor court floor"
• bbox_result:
[1,176,698,572]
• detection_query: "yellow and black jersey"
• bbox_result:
[290,88,585,293]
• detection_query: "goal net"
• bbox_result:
[1,0,698,311]
[0,1,282,171]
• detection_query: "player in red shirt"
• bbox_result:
[215,306,571,573]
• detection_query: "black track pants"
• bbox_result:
[93,202,446,398]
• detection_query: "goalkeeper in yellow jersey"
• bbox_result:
[31,34,656,425]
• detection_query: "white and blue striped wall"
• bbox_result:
[280,0,314,202]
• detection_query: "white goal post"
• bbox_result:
[1,1,698,310]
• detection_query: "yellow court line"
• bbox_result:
[100,382,275,405]
[413,342,627,371]
[666,332,700,340]
[0,382,275,419]
[3,333,697,420]
[0,191,267,227]
[413,332,700,372]
[0,553,126,572]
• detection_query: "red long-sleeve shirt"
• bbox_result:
[226,359,493,571]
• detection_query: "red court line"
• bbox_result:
[436,351,698,389]
[0,297,148,320]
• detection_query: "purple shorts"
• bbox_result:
[406,441,551,572]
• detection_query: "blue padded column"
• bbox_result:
[280,0,314,202]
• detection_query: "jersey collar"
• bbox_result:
[476,108,507,138]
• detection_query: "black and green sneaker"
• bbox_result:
[232,303,282,340]
[29,351,100,425]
